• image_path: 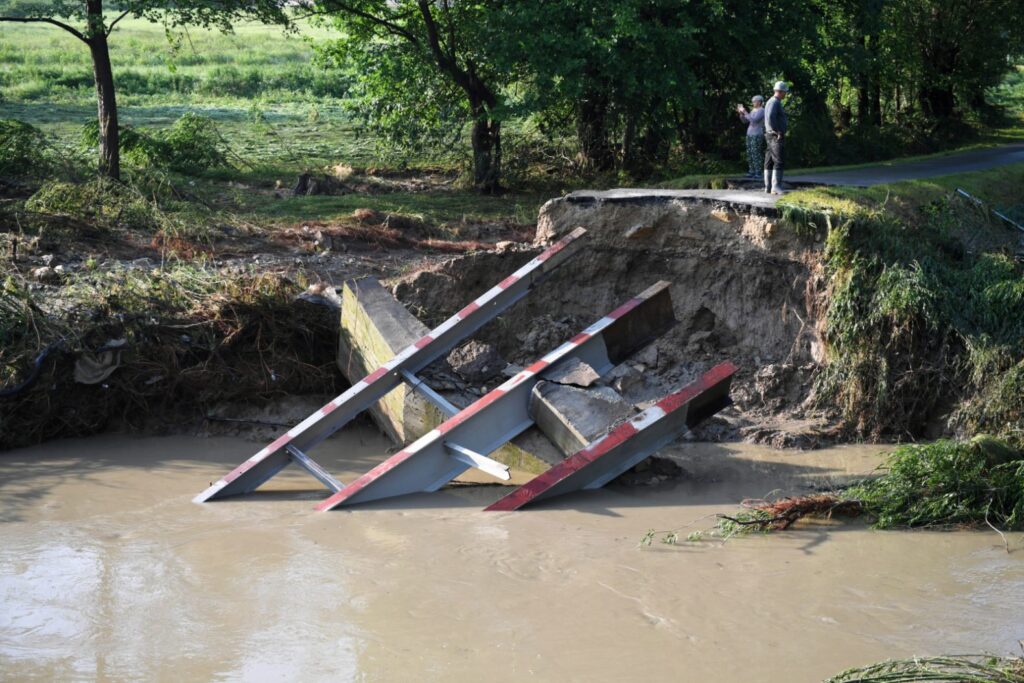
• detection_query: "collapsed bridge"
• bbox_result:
[195,227,736,510]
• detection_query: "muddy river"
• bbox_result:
[2,430,1022,682]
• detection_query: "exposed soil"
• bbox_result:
[391,193,837,448]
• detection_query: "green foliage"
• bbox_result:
[0,0,288,38]
[312,1,505,168]
[0,118,56,178]
[798,174,1024,440]
[847,438,1024,529]
[81,113,228,173]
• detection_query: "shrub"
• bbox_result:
[847,438,1024,529]
[0,119,56,179]
[25,177,156,231]
[160,113,229,174]
[80,113,229,175]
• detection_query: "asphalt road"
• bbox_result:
[578,143,1024,212]
[786,142,1024,187]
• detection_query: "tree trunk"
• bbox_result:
[575,88,614,172]
[920,86,955,120]
[857,35,871,126]
[871,81,882,127]
[87,15,119,179]
[620,112,636,173]
[869,34,882,126]
[470,107,501,194]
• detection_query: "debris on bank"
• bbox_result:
[824,655,1024,683]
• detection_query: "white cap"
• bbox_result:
[773,81,790,93]
[752,95,764,103]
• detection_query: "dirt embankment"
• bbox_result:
[391,193,835,447]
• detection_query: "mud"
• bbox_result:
[3,432,1023,682]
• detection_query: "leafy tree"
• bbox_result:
[885,0,1024,124]
[313,0,511,192]
[0,1,287,180]
[494,0,703,174]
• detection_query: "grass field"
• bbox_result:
[0,18,535,223]
[0,18,343,106]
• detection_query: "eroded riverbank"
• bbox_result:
[2,431,1023,682]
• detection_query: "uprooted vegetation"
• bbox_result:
[824,656,1024,683]
[0,265,341,448]
[643,436,1024,545]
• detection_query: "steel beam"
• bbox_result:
[315,281,677,510]
[484,362,737,511]
[286,445,344,493]
[445,442,510,481]
[194,227,588,503]
[400,369,460,418]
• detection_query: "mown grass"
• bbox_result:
[0,18,345,106]
[241,191,548,226]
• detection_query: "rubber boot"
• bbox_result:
[764,170,771,193]
[771,169,784,195]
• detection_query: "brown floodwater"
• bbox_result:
[2,430,1022,682]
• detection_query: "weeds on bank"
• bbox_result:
[780,165,1024,445]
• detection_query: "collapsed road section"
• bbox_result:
[196,223,740,510]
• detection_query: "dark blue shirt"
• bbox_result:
[765,96,787,135]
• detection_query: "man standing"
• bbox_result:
[764,81,789,195]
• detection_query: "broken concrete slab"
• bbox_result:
[486,362,738,511]
[541,357,601,387]
[338,277,436,444]
[337,276,559,473]
[530,381,636,456]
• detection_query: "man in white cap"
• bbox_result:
[763,80,789,194]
